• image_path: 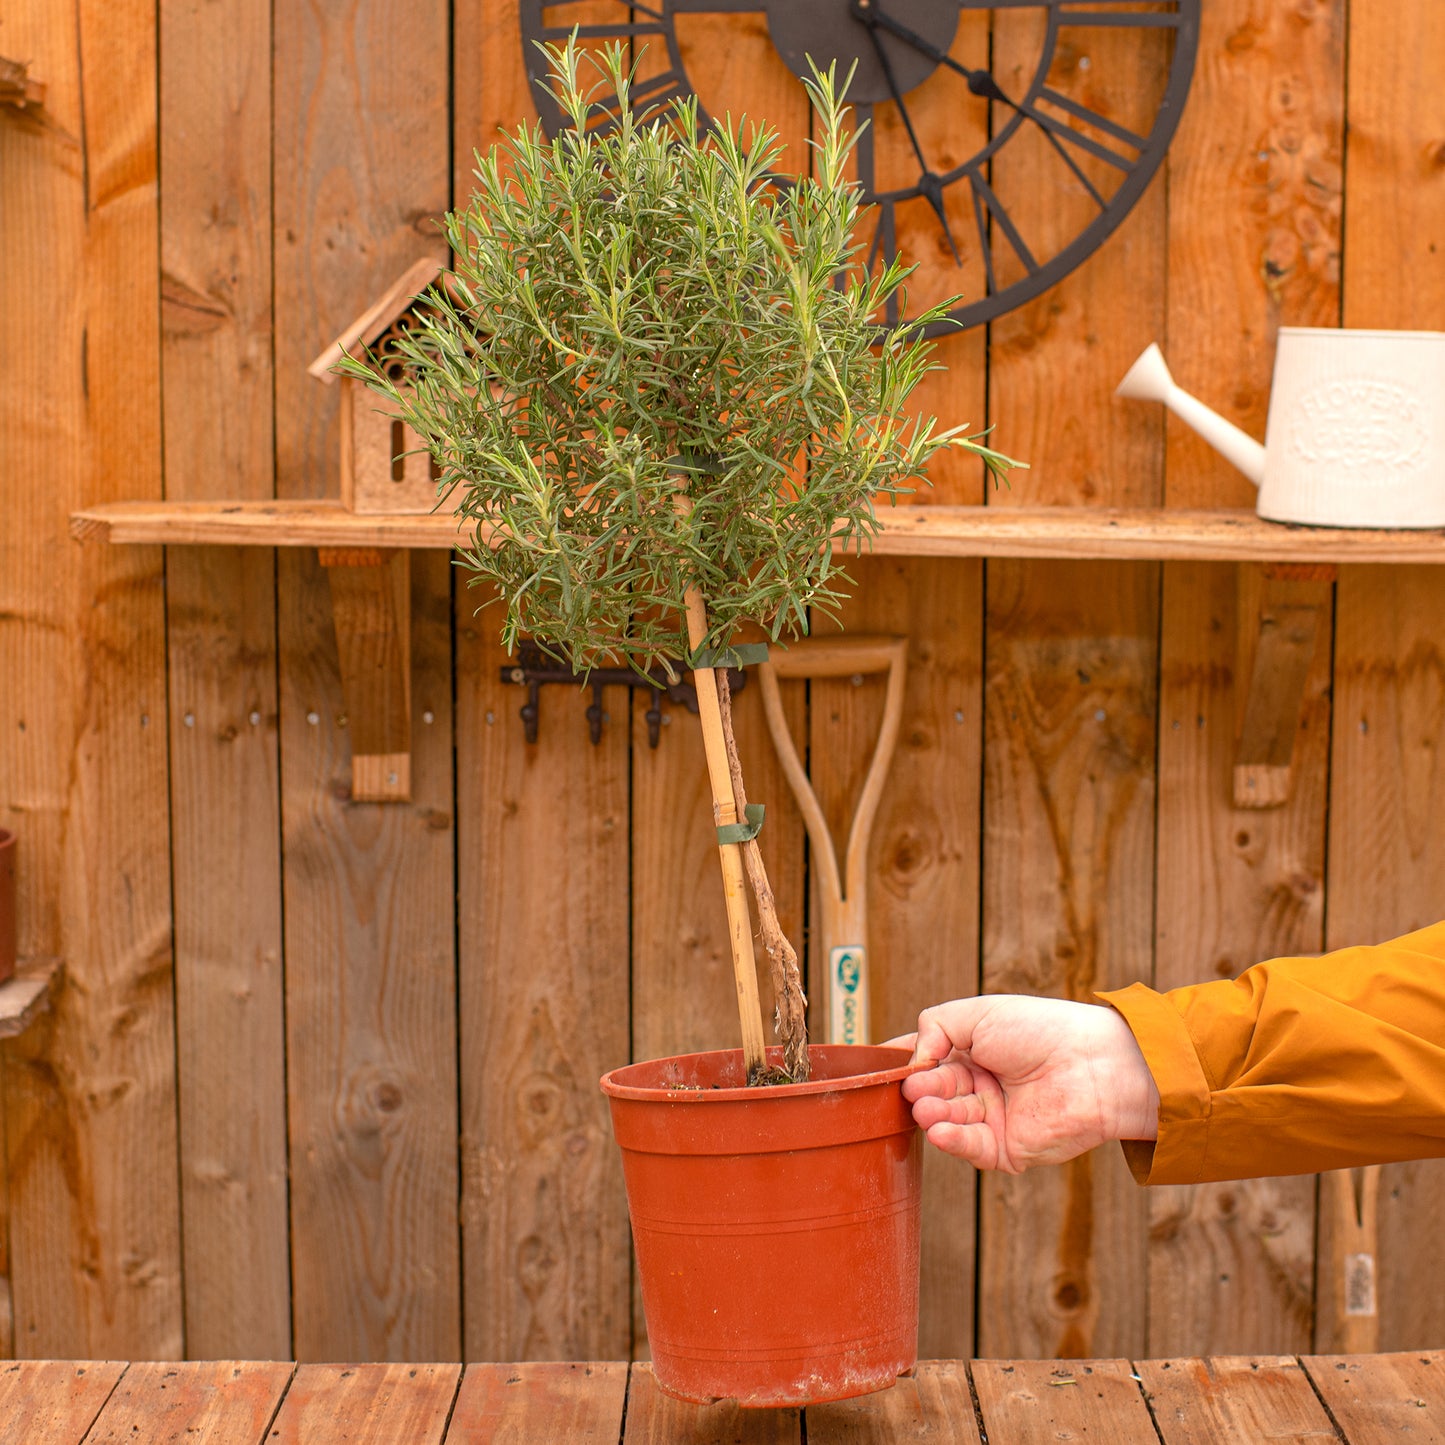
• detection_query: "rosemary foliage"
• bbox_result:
[340,37,1019,671]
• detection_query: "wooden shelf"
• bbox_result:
[70,501,470,550]
[0,960,61,1039]
[69,499,1445,563]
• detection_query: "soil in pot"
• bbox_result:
[601,1043,922,1408]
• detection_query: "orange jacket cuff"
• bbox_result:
[1095,982,1213,1185]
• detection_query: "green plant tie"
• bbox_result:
[690,642,770,671]
[716,803,765,846]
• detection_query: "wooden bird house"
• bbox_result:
[305,257,455,805]
[308,256,454,515]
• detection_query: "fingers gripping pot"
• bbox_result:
[601,1044,923,1408]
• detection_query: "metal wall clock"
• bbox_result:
[520,1,1199,336]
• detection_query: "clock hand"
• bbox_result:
[855,2,1009,102]
[850,0,963,266]
[859,0,1108,207]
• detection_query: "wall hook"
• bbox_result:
[501,641,746,746]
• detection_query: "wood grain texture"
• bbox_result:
[447,1362,628,1443]
[621,1363,801,1445]
[275,550,460,1360]
[805,1361,982,1444]
[452,4,632,1365]
[157,0,289,1361]
[0,1055,10,1354]
[68,498,1445,562]
[1320,0,1445,1355]
[1323,568,1445,1353]
[1136,1357,1337,1444]
[1159,2,1344,513]
[81,1360,292,1444]
[1150,568,1329,1356]
[979,564,1158,1358]
[0,1360,126,1445]
[970,1360,1158,1444]
[1303,1353,1445,1445]
[0,0,183,1359]
[267,1363,460,1445]
[272,0,458,1360]
[978,4,1167,1359]
[453,607,631,1360]
[807,559,981,1358]
[1150,0,1342,1358]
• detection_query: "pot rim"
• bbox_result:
[600,1043,925,1103]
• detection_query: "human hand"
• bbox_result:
[889,996,1159,1173]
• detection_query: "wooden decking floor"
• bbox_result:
[2,1354,1441,1443]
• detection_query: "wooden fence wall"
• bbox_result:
[2,0,1444,1364]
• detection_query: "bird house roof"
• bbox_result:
[307,256,444,385]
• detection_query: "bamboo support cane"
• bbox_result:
[683,588,769,1079]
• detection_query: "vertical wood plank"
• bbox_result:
[1324,567,1445,1353]
[1320,0,1445,1355]
[806,9,992,1362]
[0,1361,127,1445]
[453,3,632,1364]
[970,1360,1158,1444]
[808,557,982,1361]
[158,0,290,1360]
[1135,1357,1337,1445]
[0,0,182,1359]
[621,1363,801,1445]
[453,610,631,1360]
[272,0,458,1361]
[79,1361,293,1444]
[446,1362,628,1442]
[978,7,1168,1360]
[0,1062,9,1356]
[268,1363,460,1445]
[979,563,1159,1360]
[1150,0,1342,1359]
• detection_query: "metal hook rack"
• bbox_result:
[500,641,747,747]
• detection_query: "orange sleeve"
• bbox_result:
[1096,920,1445,1185]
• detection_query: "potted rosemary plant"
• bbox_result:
[342,36,1016,1407]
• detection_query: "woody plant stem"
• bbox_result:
[716,669,809,1081]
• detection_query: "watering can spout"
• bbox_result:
[1116,343,1268,488]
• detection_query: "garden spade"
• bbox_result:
[759,636,908,1045]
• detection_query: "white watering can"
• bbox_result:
[1117,328,1445,528]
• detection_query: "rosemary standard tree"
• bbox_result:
[341,37,1018,1084]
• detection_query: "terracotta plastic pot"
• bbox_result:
[0,830,14,984]
[601,1043,922,1408]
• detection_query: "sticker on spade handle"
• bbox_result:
[830,945,869,1046]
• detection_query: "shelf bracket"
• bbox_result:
[320,547,411,802]
[1232,562,1335,809]
[0,56,45,110]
